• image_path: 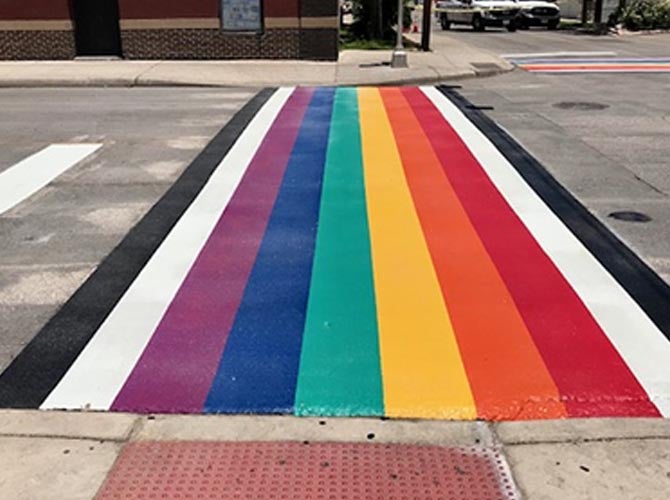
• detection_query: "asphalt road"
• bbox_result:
[0,87,255,372]
[436,29,670,283]
[439,25,670,57]
[2,84,669,421]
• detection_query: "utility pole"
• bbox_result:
[421,0,432,52]
[391,0,408,67]
[368,0,383,39]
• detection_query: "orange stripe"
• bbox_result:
[523,64,670,71]
[380,87,567,420]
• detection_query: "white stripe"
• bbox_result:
[41,88,294,410]
[527,69,670,73]
[422,86,670,416]
[0,144,101,215]
[502,51,617,59]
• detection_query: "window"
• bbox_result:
[221,0,263,31]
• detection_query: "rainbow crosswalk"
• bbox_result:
[510,56,670,73]
[2,86,670,421]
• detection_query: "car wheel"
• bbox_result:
[472,15,485,31]
[518,18,529,29]
[548,19,559,30]
[507,20,517,32]
[440,13,451,30]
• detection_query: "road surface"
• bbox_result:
[0,84,669,420]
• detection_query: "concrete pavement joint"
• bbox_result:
[132,62,162,87]
[500,434,670,446]
[632,173,668,196]
[0,432,128,443]
[125,414,146,442]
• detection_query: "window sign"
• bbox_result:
[222,0,262,31]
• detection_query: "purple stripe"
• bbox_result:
[110,88,313,413]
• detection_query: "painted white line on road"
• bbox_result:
[526,68,670,73]
[517,58,670,64]
[423,86,670,416]
[0,144,101,215]
[41,87,294,411]
[501,51,617,59]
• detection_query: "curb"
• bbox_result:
[1,410,669,445]
[0,66,511,88]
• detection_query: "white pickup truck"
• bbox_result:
[436,0,520,31]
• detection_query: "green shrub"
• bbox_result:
[610,0,670,30]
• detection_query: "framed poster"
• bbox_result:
[222,0,263,31]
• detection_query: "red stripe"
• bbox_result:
[403,87,659,417]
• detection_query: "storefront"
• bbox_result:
[0,0,339,60]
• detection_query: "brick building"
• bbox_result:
[0,0,339,61]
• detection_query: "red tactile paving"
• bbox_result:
[97,441,519,500]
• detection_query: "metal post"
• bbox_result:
[391,0,408,67]
[581,0,589,25]
[594,0,603,24]
[421,0,432,52]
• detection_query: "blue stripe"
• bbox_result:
[204,87,335,414]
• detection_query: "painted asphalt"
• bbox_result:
[0,86,669,420]
[0,144,101,215]
[507,56,670,73]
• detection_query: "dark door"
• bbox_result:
[72,0,122,57]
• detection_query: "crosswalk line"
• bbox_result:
[0,144,101,215]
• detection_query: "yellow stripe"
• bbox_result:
[357,87,476,419]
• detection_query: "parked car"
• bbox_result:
[436,0,520,32]
[514,0,561,29]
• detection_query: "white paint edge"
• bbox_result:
[526,69,670,73]
[518,58,670,63]
[41,88,295,411]
[502,51,617,59]
[0,144,101,215]
[422,86,670,417]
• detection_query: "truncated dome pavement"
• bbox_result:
[96,442,519,500]
[1,86,669,421]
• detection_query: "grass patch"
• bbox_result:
[340,37,395,50]
[557,18,582,29]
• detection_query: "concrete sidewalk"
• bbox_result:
[1,411,668,499]
[0,37,511,88]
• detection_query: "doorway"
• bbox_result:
[72,0,122,57]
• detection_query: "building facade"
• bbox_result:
[0,0,339,61]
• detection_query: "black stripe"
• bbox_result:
[438,85,670,342]
[0,88,277,408]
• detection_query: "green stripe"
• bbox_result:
[294,87,384,416]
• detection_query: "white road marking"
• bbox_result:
[41,88,294,411]
[423,86,670,416]
[0,144,101,215]
[502,51,617,59]
[525,68,670,73]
